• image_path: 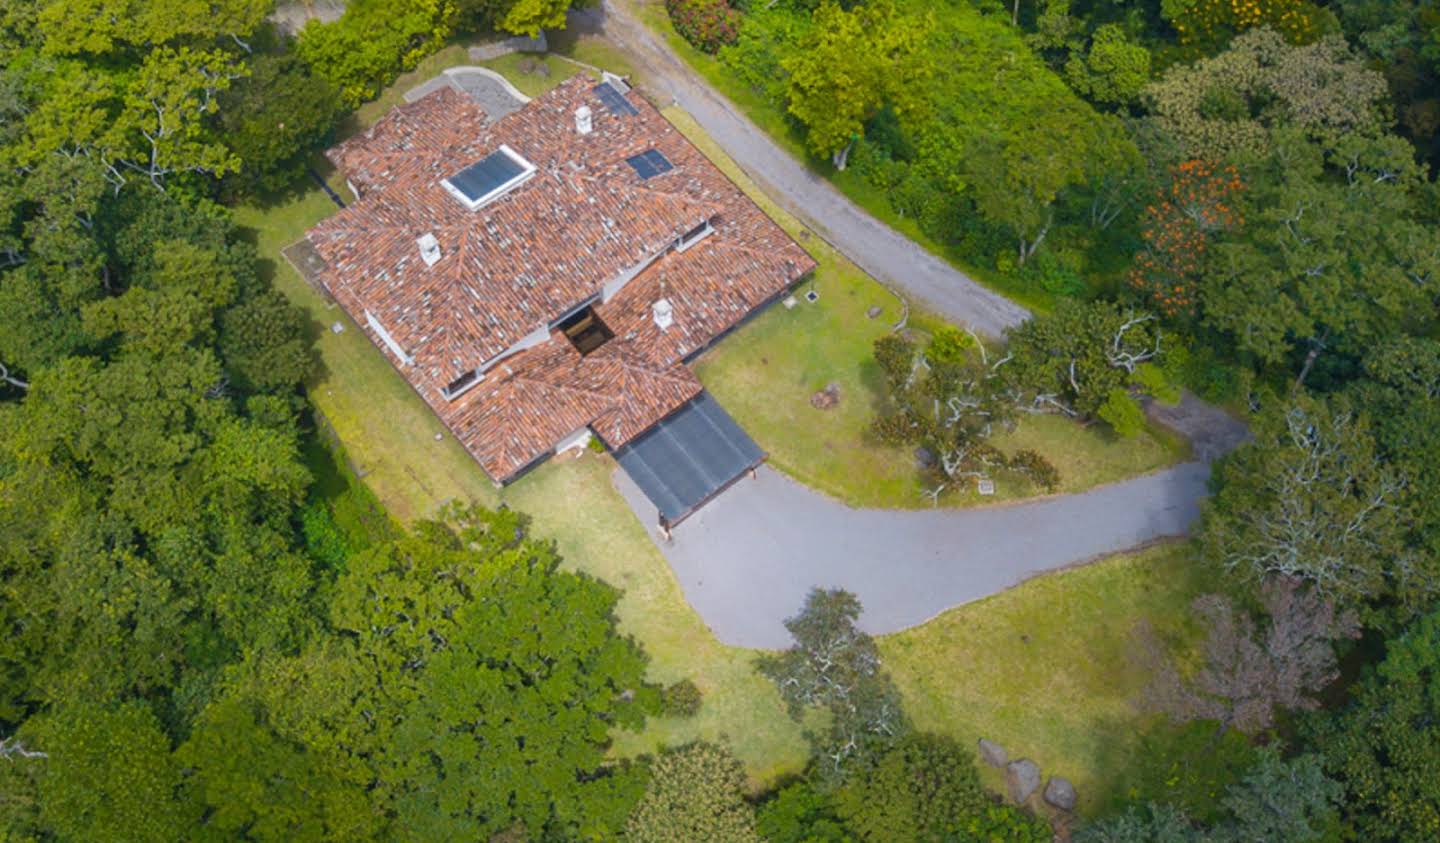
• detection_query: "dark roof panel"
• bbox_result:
[595,81,639,116]
[448,148,526,202]
[615,391,765,523]
[626,149,674,181]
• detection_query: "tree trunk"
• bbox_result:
[832,141,853,172]
[1294,336,1327,391]
[1012,0,1021,26]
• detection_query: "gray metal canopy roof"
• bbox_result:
[613,391,765,525]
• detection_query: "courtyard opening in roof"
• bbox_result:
[442,144,536,210]
[558,305,615,356]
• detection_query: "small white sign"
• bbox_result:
[783,296,798,310]
[977,478,995,496]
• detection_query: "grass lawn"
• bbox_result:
[883,540,1216,815]
[667,106,1187,508]
[240,61,1210,806]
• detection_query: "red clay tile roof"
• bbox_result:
[306,75,815,481]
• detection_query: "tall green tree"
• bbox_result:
[1197,394,1425,611]
[625,742,760,843]
[200,504,654,842]
[758,589,909,779]
[781,0,930,168]
[1307,607,1440,841]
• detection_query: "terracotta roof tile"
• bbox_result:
[306,76,815,481]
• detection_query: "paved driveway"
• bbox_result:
[580,2,1031,337]
[617,461,1212,649]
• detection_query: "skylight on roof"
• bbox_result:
[626,149,674,180]
[442,145,536,210]
[594,81,638,117]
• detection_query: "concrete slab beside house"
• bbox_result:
[303,75,816,524]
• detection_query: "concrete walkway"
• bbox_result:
[617,461,1212,649]
[403,67,530,120]
[580,2,1031,337]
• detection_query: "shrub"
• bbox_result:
[1007,450,1060,492]
[1134,362,1181,405]
[1098,388,1146,437]
[925,325,972,366]
[1021,249,1087,297]
[661,679,703,717]
[666,0,741,54]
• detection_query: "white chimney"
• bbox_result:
[416,232,441,267]
[652,298,673,331]
[575,106,593,135]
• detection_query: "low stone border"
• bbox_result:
[468,31,547,61]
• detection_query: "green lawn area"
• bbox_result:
[666,106,1187,508]
[240,61,1209,808]
[627,0,1058,312]
[882,540,1216,816]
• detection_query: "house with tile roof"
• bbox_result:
[303,75,816,493]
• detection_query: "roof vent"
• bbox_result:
[575,105,593,135]
[652,298,673,331]
[417,233,441,266]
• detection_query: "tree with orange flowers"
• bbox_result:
[1128,159,1244,318]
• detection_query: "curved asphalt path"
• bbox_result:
[582,2,1031,336]
[617,463,1210,649]
[616,394,1247,649]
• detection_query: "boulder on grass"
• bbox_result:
[1006,759,1041,804]
[810,382,841,410]
[1044,776,1077,811]
[977,738,1007,768]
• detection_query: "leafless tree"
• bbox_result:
[1133,577,1359,739]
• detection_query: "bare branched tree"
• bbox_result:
[1133,577,1359,738]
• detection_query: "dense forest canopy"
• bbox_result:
[0,0,1437,838]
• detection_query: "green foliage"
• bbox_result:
[757,783,852,843]
[1217,748,1341,842]
[217,50,342,197]
[1144,29,1389,162]
[758,589,909,779]
[1005,299,1161,419]
[1008,449,1061,492]
[872,332,916,390]
[1134,363,1181,405]
[661,678,705,717]
[781,0,930,160]
[1098,388,1146,438]
[458,0,578,36]
[1197,132,1438,375]
[625,742,760,843]
[925,325,972,366]
[1066,24,1152,105]
[1083,748,1340,842]
[1116,721,1260,821]
[833,733,1048,843]
[666,0,741,55]
[1307,607,1440,841]
[1198,394,1425,611]
[23,702,191,843]
[297,0,455,109]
